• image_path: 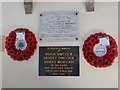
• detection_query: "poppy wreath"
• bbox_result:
[82,32,118,68]
[5,28,37,61]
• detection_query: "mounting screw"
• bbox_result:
[76,38,78,40]
[40,14,42,16]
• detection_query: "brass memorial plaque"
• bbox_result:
[39,46,79,76]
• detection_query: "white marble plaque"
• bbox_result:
[39,11,79,41]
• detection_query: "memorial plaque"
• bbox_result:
[39,11,79,41]
[39,46,79,76]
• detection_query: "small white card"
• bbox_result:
[16,32,25,40]
[15,31,27,51]
[99,36,110,46]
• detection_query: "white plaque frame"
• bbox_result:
[39,11,79,41]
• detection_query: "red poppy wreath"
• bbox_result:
[5,28,37,61]
[82,32,118,68]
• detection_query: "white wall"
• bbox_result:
[2,2,118,88]
[0,1,2,90]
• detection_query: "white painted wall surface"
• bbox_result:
[2,2,118,88]
[0,1,2,90]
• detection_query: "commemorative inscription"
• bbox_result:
[39,46,79,76]
[39,11,79,41]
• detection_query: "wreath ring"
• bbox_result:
[82,32,118,68]
[5,28,37,61]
